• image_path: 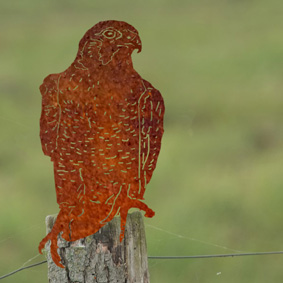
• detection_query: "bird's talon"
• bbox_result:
[119,234,125,242]
[38,236,50,254]
[50,244,65,268]
[144,209,155,218]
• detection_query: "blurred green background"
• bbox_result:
[1,0,283,282]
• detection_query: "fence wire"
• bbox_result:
[2,251,283,280]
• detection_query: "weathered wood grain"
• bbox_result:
[44,211,150,283]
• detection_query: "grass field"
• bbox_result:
[1,0,283,282]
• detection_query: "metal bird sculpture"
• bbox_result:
[38,20,165,268]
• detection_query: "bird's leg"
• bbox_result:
[119,198,155,242]
[38,210,67,268]
[38,233,51,254]
[130,199,155,218]
[38,229,64,268]
[119,207,128,242]
[50,232,65,268]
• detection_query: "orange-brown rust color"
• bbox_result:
[38,20,165,268]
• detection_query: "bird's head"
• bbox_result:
[77,21,142,66]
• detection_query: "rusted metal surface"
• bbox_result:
[39,20,164,268]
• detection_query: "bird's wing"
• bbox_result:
[139,80,165,186]
[39,74,61,158]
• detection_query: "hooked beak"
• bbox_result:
[134,36,142,53]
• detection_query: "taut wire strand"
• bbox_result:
[148,251,283,259]
[2,251,283,280]
[0,260,47,280]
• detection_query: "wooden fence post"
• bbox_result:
[44,211,150,283]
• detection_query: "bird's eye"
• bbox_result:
[102,30,116,39]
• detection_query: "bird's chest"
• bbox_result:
[58,89,140,151]
[86,93,140,144]
[60,89,138,123]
